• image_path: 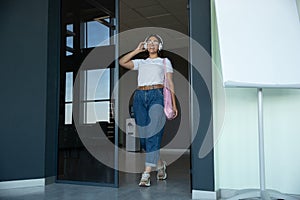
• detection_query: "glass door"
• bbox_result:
[57,0,118,186]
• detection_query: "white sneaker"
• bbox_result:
[157,161,167,180]
[139,172,151,187]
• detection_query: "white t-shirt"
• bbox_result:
[132,57,173,86]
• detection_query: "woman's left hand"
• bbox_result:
[173,107,178,119]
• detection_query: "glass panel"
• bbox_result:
[65,103,72,124]
[59,0,116,186]
[67,24,73,32]
[85,101,110,124]
[66,24,74,56]
[67,36,73,48]
[86,69,110,101]
[86,21,110,48]
[66,51,73,56]
[65,72,73,102]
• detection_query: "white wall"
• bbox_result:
[212,0,300,195]
[213,88,300,195]
[297,0,300,20]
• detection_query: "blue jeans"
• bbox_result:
[133,88,166,167]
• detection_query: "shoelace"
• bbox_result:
[157,163,165,172]
[157,168,164,175]
[141,173,150,180]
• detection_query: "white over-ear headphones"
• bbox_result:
[143,34,163,51]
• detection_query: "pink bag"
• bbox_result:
[163,59,175,120]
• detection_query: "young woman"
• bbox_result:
[119,34,178,187]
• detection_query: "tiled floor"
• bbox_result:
[0,154,192,200]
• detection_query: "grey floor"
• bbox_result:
[0,154,192,200]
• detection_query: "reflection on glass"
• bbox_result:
[82,69,111,124]
[67,37,73,48]
[86,69,110,100]
[66,51,73,56]
[85,101,110,123]
[65,72,73,102]
[65,103,72,124]
[58,0,116,186]
[86,21,109,48]
[65,72,73,125]
[66,24,74,56]
[67,24,73,32]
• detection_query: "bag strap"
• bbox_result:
[163,58,168,88]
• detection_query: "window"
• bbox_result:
[64,69,111,124]
[66,24,74,56]
[84,19,110,48]
[63,18,112,125]
[64,18,111,56]
[65,72,73,124]
[83,68,111,124]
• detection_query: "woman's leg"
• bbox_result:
[144,88,165,169]
[133,90,148,152]
[134,89,166,186]
[134,89,165,169]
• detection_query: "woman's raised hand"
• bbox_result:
[134,42,147,53]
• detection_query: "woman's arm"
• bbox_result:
[166,72,178,118]
[119,42,145,69]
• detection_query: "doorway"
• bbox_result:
[57,0,191,190]
[118,0,191,190]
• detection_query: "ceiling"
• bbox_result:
[63,0,189,50]
[120,0,188,35]
[64,0,188,35]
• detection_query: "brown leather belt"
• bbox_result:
[137,84,164,90]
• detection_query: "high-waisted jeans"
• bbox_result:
[133,88,166,167]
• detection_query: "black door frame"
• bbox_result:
[189,0,215,197]
[48,0,214,192]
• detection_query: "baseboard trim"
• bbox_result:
[0,177,55,190]
[192,190,217,200]
[45,176,56,185]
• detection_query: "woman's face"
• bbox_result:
[146,36,160,53]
